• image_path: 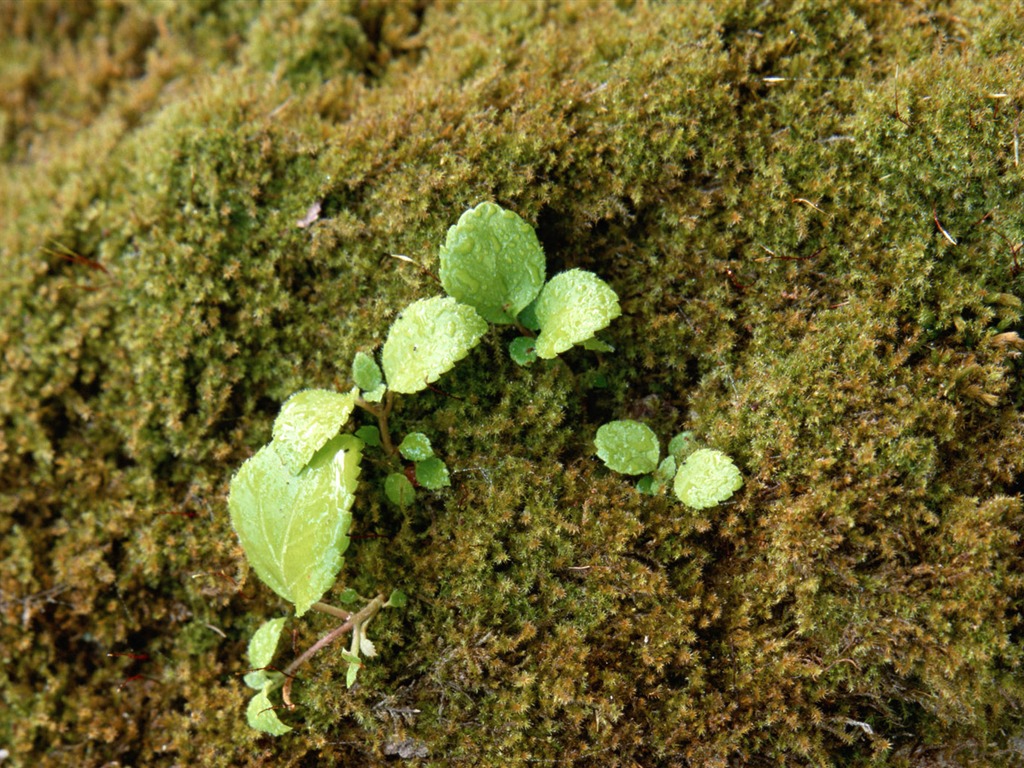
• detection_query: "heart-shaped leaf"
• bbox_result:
[439,201,546,324]
[381,296,487,394]
[533,269,621,359]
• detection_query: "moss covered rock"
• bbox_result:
[2,1,1023,766]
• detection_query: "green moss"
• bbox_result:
[2,1,1024,765]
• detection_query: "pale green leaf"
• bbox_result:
[361,382,387,403]
[272,388,358,474]
[595,420,660,475]
[385,589,408,609]
[246,687,292,736]
[439,201,546,324]
[399,432,433,461]
[533,269,621,359]
[381,296,488,394]
[673,448,743,509]
[248,617,287,670]
[359,635,377,658]
[352,351,383,391]
[229,435,362,616]
[415,457,450,490]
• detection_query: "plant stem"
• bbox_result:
[281,594,386,707]
[311,601,351,621]
[355,391,396,456]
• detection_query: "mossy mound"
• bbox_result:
[2,1,1023,765]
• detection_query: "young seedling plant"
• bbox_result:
[228,201,623,735]
[594,420,743,507]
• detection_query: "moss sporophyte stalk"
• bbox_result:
[227,201,740,734]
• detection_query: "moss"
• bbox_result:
[2,0,1024,765]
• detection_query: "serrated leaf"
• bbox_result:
[509,336,537,366]
[595,420,660,475]
[385,472,416,508]
[415,457,450,490]
[381,296,488,394]
[352,351,383,391]
[533,269,621,359]
[399,432,433,461]
[272,388,359,474]
[229,435,362,616]
[247,687,292,735]
[439,201,546,324]
[248,617,287,670]
[673,448,743,509]
[359,635,377,658]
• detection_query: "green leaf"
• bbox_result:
[517,299,540,331]
[636,475,657,495]
[352,351,383,391]
[533,269,621,359]
[381,296,488,394]
[385,472,416,508]
[595,420,660,475]
[439,201,546,324]
[673,448,743,509]
[272,388,359,474]
[248,617,287,671]
[398,432,433,461]
[337,587,359,604]
[228,434,362,616]
[415,457,450,490]
[385,589,408,609]
[509,336,537,366]
[246,687,292,736]
[654,455,677,485]
[668,431,698,463]
[354,425,381,447]
[361,382,387,403]
[341,650,362,688]
[581,336,615,353]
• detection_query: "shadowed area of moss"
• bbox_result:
[1,1,1023,765]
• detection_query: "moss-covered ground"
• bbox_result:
[2,1,1023,765]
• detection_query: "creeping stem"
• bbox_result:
[282,594,386,707]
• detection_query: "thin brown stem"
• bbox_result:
[311,601,351,621]
[281,594,386,706]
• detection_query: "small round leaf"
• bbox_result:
[439,201,546,324]
[673,448,743,509]
[385,472,416,508]
[381,296,488,394]
[399,432,434,461]
[415,457,450,490]
[533,269,621,359]
[595,420,660,475]
[509,336,537,366]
